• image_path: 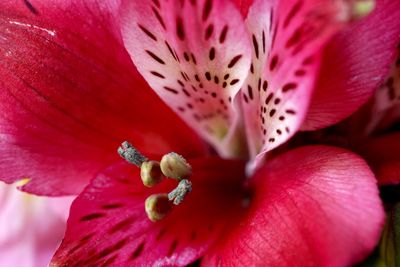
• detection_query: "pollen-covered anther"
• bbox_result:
[118,141,148,167]
[168,179,192,206]
[160,152,192,180]
[145,194,173,222]
[140,161,163,187]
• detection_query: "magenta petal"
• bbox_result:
[51,159,246,266]
[119,0,252,156]
[204,146,384,266]
[358,133,400,185]
[303,0,400,130]
[242,0,351,161]
[0,0,206,195]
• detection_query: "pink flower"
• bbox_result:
[0,0,399,266]
[0,182,73,267]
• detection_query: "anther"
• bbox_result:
[145,194,172,222]
[160,152,192,180]
[168,179,192,205]
[118,141,148,167]
[140,161,163,187]
[118,141,163,187]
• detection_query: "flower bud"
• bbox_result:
[160,152,192,180]
[144,194,172,222]
[140,160,163,187]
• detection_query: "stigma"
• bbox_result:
[118,141,193,222]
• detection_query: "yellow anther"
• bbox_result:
[145,194,172,222]
[160,152,192,180]
[140,160,163,187]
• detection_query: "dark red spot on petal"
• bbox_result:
[138,24,157,41]
[209,47,216,60]
[205,72,211,81]
[146,50,165,65]
[152,7,166,29]
[219,25,228,43]
[263,80,268,91]
[230,79,239,85]
[252,34,259,59]
[24,0,39,15]
[202,0,213,21]
[130,242,145,260]
[164,86,179,94]
[269,109,276,117]
[295,69,306,76]
[102,203,124,210]
[286,109,296,114]
[176,17,185,40]
[152,0,160,8]
[205,24,214,40]
[80,213,105,222]
[283,1,303,29]
[228,55,242,68]
[269,55,278,71]
[282,83,297,92]
[265,93,274,105]
[184,52,190,61]
[247,85,253,100]
[150,71,165,79]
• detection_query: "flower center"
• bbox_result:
[118,141,193,222]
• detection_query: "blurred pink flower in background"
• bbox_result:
[0,182,73,267]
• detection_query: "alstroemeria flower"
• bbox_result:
[0,181,73,267]
[1,0,399,266]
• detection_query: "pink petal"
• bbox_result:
[364,43,400,133]
[232,0,254,16]
[0,0,206,196]
[51,158,246,266]
[302,0,400,130]
[119,0,252,156]
[0,182,73,267]
[241,0,351,161]
[372,44,400,113]
[358,133,400,185]
[204,145,384,266]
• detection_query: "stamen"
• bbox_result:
[145,194,172,222]
[117,142,194,221]
[160,152,192,180]
[140,161,163,187]
[118,141,148,167]
[168,179,192,205]
[118,141,163,187]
